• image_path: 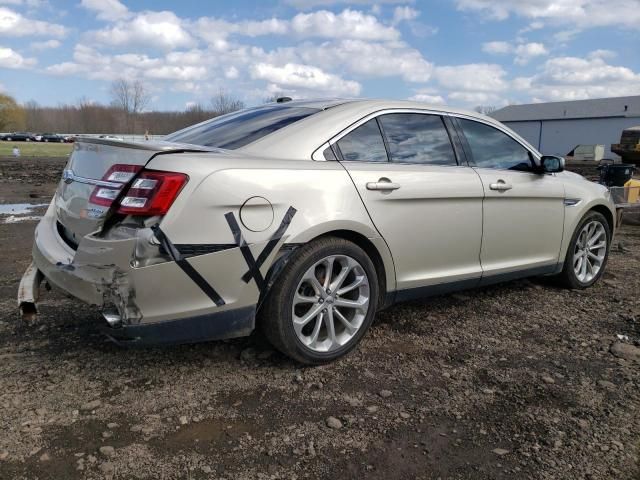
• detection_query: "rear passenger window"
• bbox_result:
[459,119,533,171]
[336,119,388,163]
[379,114,457,165]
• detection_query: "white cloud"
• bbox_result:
[448,91,502,104]
[392,6,419,25]
[145,65,208,81]
[513,56,640,101]
[45,44,211,82]
[456,0,640,30]
[513,42,548,65]
[431,63,509,107]
[0,0,49,6]
[80,0,129,21]
[89,11,195,50]
[434,63,508,92]
[0,45,36,68]
[251,62,361,96]
[482,41,511,54]
[225,66,239,79]
[483,40,548,64]
[296,39,433,83]
[588,49,616,60]
[30,39,60,50]
[408,89,445,104]
[285,0,412,9]
[290,9,399,41]
[45,61,82,75]
[0,6,66,37]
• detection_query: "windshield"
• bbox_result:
[165,105,320,149]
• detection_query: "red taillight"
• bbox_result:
[89,164,142,207]
[117,171,188,216]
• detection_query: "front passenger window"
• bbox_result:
[336,119,388,163]
[459,119,533,171]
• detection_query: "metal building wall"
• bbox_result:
[504,117,640,159]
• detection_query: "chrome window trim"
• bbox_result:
[448,113,541,162]
[320,108,465,167]
[311,142,331,161]
[312,107,542,168]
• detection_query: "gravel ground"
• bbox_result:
[0,157,639,479]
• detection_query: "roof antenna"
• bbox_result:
[276,97,292,103]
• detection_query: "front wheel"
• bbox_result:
[260,237,379,364]
[556,211,611,289]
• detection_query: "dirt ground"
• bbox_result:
[0,157,639,480]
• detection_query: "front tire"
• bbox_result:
[556,211,611,289]
[260,237,379,364]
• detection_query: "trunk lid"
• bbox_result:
[55,137,212,244]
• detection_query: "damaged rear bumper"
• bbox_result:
[101,305,255,346]
[21,201,263,344]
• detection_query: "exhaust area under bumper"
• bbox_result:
[101,305,255,347]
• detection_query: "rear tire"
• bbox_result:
[555,211,611,289]
[260,237,379,365]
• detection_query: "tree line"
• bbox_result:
[0,79,250,135]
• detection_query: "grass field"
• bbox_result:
[0,141,73,157]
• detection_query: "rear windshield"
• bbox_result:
[164,105,319,149]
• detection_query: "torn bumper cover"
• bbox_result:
[20,204,256,345]
[17,262,43,322]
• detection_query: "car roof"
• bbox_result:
[265,98,362,110]
[273,98,481,118]
[241,98,505,159]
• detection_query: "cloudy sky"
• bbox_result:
[1,0,639,110]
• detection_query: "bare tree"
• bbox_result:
[211,88,244,115]
[110,79,151,132]
[474,105,497,115]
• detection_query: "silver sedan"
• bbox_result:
[19,99,615,364]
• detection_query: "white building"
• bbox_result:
[491,96,640,160]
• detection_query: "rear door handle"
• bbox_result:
[366,178,400,191]
[489,180,512,192]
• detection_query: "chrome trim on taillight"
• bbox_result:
[62,169,122,188]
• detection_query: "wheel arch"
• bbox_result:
[259,229,395,313]
[314,229,390,310]
[589,204,615,233]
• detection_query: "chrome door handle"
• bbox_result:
[366,178,400,191]
[489,180,512,192]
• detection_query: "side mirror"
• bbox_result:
[539,155,565,173]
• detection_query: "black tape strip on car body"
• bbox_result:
[151,225,226,307]
[224,212,267,292]
[240,206,297,283]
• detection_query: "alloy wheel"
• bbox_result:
[573,220,607,283]
[292,254,370,352]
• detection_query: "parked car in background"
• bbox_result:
[19,99,616,364]
[38,133,66,143]
[1,132,36,141]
